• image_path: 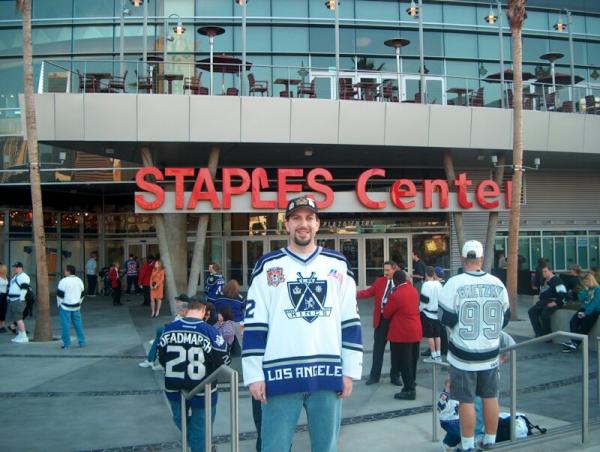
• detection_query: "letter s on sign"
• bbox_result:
[135,167,165,210]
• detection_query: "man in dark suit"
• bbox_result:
[357,260,399,385]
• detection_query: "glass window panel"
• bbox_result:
[165,0,195,16]
[570,14,586,34]
[443,4,476,25]
[578,237,588,269]
[106,240,125,268]
[33,27,72,55]
[73,26,115,54]
[589,237,599,270]
[227,240,243,285]
[246,0,270,16]
[310,26,334,53]
[246,240,263,284]
[444,32,477,59]
[479,33,501,60]
[234,26,271,53]
[340,28,356,54]
[33,0,72,19]
[446,60,479,93]
[588,43,600,65]
[518,237,529,270]
[522,37,548,62]
[61,240,83,277]
[355,28,391,54]
[0,29,23,57]
[273,26,309,52]
[524,10,549,31]
[531,237,542,269]
[196,0,232,16]
[365,238,384,286]
[0,2,21,20]
[555,237,566,270]
[423,3,443,23]
[340,238,358,283]
[566,237,577,268]
[542,237,554,269]
[269,240,287,252]
[355,1,398,21]
[272,0,308,18]
[0,59,24,103]
[309,0,332,19]
[424,31,443,57]
[586,16,600,36]
[74,0,114,17]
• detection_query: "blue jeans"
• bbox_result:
[59,308,86,347]
[168,397,216,452]
[147,326,164,362]
[261,390,342,452]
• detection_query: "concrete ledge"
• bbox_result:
[550,308,600,350]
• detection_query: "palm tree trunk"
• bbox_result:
[442,150,465,254]
[140,147,179,315]
[19,0,51,341]
[506,0,526,320]
[187,146,220,296]
[483,154,507,272]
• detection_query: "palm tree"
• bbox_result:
[16,0,52,340]
[506,0,527,320]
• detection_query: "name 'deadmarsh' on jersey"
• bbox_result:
[457,284,505,299]
[267,364,343,382]
[160,331,213,352]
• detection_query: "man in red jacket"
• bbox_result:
[357,260,399,386]
[138,255,155,307]
[383,270,422,400]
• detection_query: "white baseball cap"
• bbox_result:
[462,240,484,258]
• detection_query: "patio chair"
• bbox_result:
[108,70,128,93]
[469,87,484,107]
[226,87,239,96]
[134,70,153,93]
[248,73,268,96]
[381,80,398,102]
[183,76,208,95]
[414,92,423,103]
[339,78,357,100]
[585,95,599,114]
[297,79,316,98]
[76,69,96,93]
[507,89,514,108]
[557,100,574,112]
[545,92,556,111]
[523,96,533,110]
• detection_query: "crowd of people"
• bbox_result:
[3,195,600,451]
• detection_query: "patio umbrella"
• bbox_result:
[484,68,536,82]
[535,73,584,86]
[196,55,252,94]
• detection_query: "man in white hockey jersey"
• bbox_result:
[438,240,510,452]
[57,265,86,349]
[242,195,363,452]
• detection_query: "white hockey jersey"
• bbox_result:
[242,247,363,397]
[420,279,442,320]
[438,271,510,371]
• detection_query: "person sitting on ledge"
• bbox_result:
[562,272,600,353]
[528,264,567,338]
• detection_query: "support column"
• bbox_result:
[443,150,465,252]
[163,208,188,297]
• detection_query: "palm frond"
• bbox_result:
[15,0,25,13]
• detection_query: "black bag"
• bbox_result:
[17,281,36,319]
[230,335,242,357]
[496,414,547,443]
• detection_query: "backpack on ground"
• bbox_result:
[496,412,547,442]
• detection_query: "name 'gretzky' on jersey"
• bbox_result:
[438,271,511,371]
[242,247,363,397]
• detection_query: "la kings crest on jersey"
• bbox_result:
[285,271,331,322]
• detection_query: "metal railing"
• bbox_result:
[430,331,590,445]
[180,364,239,452]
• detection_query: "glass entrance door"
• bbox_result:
[125,240,159,261]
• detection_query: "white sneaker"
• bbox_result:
[424,355,442,364]
[138,360,152,368]
[12,334,29,343]
[151,362,163,370]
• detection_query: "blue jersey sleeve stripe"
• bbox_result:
[242,331,268,350]
[242,351,265,357]
[262,354,341,366]
[244,322,269,328]
[341,318,361,326]
[341,325,362,346]
[439,305,458,328]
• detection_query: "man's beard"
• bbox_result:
[293,234,312,247]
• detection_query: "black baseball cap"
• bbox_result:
[12,262,23,268]
[285,195,319,219]
[189,294,208,306]
[174,293,190,302]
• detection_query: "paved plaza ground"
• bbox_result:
[1,293,600,451]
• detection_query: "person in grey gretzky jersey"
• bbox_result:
[438,240,510,452]
[242,195,363,452]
